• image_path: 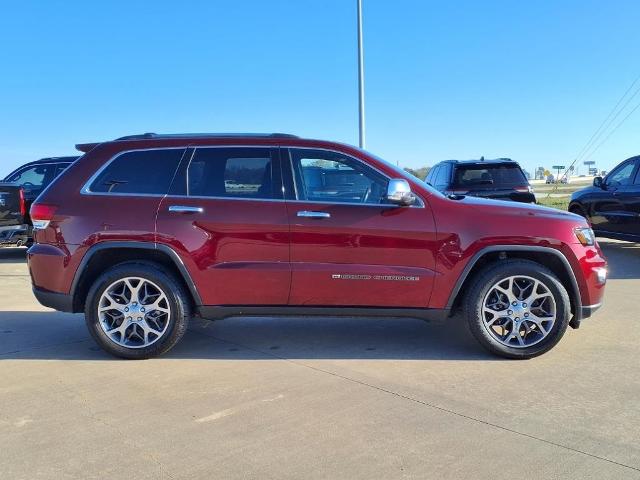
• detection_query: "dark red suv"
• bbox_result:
[28,133,607,359]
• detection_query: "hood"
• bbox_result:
[451,194,584,222]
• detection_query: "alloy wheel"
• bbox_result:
[481,275,556,348]
[97,277,171,348]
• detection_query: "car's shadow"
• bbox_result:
[0,247,27,263]
[0,311,497,361]
[596,238,640,279]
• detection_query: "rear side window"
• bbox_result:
[453,164,526,189]
[89,149,184,194]
[182,147,275,199]
[434,164,450,189]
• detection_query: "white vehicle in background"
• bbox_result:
[545,174,555,184]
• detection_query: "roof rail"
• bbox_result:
[114,132,299,141]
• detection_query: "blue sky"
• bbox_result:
[1,0,638,175]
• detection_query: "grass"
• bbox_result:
[536,195,570,211]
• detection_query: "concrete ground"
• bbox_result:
[1,240,639,480]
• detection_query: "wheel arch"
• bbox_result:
[70,242,202,313]
[447,246,582,326]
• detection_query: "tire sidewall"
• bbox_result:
[85,263,189,359]
[466,261,571,359]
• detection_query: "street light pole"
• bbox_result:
[357,0,366,149]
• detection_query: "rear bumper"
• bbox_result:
[32,286,74,313]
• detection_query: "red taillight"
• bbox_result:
[19,188,26,217]
[30,203,57,229]
[514,185,533,193]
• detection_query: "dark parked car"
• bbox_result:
[4,156,78,207]
[425,158,536,203]
[569,155,640,241]
[28,133,606,360]
[0,156,77,246]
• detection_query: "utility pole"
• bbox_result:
[357,0,366,148]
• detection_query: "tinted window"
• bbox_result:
[185,148,275,199]
[90,149,184,194]
[6,164,53,188]
[290,148,388,204]
[54,164,70,178]
[426,165,439,186]
[453,164,526,189]
[435,164,450,189]
[607,161,635,187]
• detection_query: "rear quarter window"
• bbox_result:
[88,149,184,195]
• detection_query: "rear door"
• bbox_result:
[283,147,436,308]
[156,146,290,306]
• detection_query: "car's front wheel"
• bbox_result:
[85,262,191,359]
[464,259,571,359]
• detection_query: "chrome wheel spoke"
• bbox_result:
[98,277,171,349]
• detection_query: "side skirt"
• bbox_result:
[197,305,452,323]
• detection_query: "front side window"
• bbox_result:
[606,161,636,187]
[6,164,52,188]
[184,148,275,199]
[290,148,388,204]
[89,149,184,194]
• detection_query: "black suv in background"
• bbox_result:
[425,158,535,204]
[569,155,640,241]
[4,157,78,205]
[0,156,77,246]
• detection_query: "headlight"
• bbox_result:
[574,227,595,246]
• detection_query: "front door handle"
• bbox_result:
[168,205,204,214]
[297,210,331,219]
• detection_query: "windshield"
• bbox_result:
[453,164,527,189]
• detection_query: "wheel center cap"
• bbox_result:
[512,304,527,318]
[129,304,142,316]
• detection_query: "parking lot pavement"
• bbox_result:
[1,243,639,480]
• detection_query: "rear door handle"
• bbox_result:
[168,205,204,213]
[297,210,331,219]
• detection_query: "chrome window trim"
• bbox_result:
[80,147,188,197]
[285,146,425,208]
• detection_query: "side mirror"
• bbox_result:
[593,176,603,188]
[386,179,416,206]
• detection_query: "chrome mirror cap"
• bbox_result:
[386,179,416,206]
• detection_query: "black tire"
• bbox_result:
[464,259,571,359]
[569,204,587,219]
[85,262,191,359]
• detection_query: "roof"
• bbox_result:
[442,158,515,165]
[76,132,301,152]
[27,156,79,164]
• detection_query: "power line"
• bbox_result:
[581,99,640,164]
[572,73,640,165]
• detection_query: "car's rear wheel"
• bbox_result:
[85,262,191,359]
[464,259,570,359]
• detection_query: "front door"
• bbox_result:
[590,159,638,234]
[156,146,290,306]
[282,147,437,308]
